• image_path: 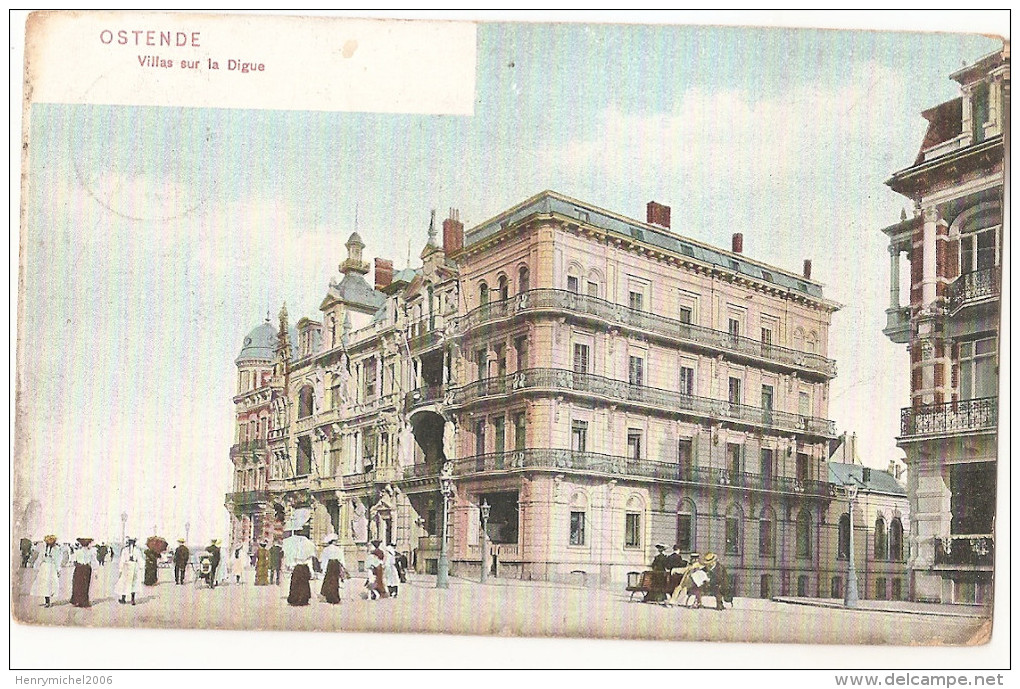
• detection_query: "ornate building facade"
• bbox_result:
[227,190,842,594]
[881,48,1006,604]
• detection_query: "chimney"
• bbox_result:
[646,201,671,228]
[732,233,743,254]
[443,208,464,255]
[374,258,394,291]
[803,259,812,279]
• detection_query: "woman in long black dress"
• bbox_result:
[143,546,159,586]
[70,537,99,607]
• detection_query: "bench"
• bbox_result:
[625,570,675,602]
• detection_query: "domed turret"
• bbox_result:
[235,320,277,365]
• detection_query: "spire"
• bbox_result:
[341,232,370,276]
[427,209,438,247]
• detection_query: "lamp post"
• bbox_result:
[185,521,191,545]
[120,512,128,545]
[480,499,491,584]
[832,481,861,608]
[436,471,454,589]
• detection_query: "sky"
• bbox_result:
[13,14,1004,545]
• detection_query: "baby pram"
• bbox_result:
[196,553,214,588]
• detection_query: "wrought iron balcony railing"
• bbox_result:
[933,535,994,568]
[400,462,443,481]
[405,385,445,411]
[230,439,268,456]
[451,368,836,438]
[949,268,1000,312]
[457,289,837,377]
[450,448,830,497]
[224,490,269,506]
[406,317,445,350]
[900,397,998,438]
[341,470,376,488]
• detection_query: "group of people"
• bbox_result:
[648,544,732,610]
[282,533,408,607]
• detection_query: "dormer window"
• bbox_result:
[972,82,989,144]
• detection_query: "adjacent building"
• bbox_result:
[228,190,843,596]
[881,48,1007,604]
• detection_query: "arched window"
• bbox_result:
[796,509,812,558]
[806,331,818,354]
[566,265,581,293]
[676,499,696,552]
[624,496,643,549]
[497,275,509,302]
[298,385,314,418]
[875,516,888,561]
[518,265,530,293]
[837,513,850,560]
[889,518,904,562]
[479,282,489,306]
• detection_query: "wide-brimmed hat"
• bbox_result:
[654,543,666,550]
[44,535,57,544]
[76,537,93,546]
[259,540,268,547]
[125,536,137,544]
[702,552,718,565]
[210,538,220,545]
[177,538,186,543]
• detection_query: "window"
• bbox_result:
[625,513,641,548]
[495,344,507,378]
[514,412,526,451]
[587,281,599,298]
[728,377,742,406]
[493,416,505,454]
[728,318,740,339]
[959,338,997,400]
[677,438,693,480]
[759,514,774,556]
[890,518,904,562]
[627,430,642,460]
[363,357,377,400]
[831,576,843,599]
[875,578,887,600]
[476,348,488,380]
[874,517,888,561]
[298,386,314,418]
[569,512,586,546]
[797,575,809,597]
[629,356,644,386]
[761,574,772,599]
[479,282,489,305]
[727,443,742,476]
[497,275,509,302]
[629,291,644,311]
[296,435,312,475]
[798,391,810,417]
[725,514,740,554]
[761,384,774,414]
[567,275,580,293]
[573,343,590,374]
[676,511,693,551]
[960,227,998,273]
[760,449,774,485]
[837,514,850,560]
[796,510,812,558]
[679,367,695,396]
[679,306,693,324]
[475,420,486,456]
[518,266,530,293]
[515,336,529,371]
[972,82,989,143]
[891,579,903,601]
[571,421,588,453]
[796,453,810,483]
[761,326,773,347]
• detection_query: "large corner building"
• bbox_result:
[227,190,845,597]
[881,49,1007,604]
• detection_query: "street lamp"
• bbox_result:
[185,521,191,545]
[120,512,128,545]
[437,473,454,589]
[832,480,861,608]
[480,499,491,584]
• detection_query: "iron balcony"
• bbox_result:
[900,397,998,438]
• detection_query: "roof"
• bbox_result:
[828,462,906,496]
[464,190,829,301]
[392,267,419,284]
[914,97,962,165]
[236,323,299,364]
[322,272,387,312]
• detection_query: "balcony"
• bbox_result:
[401,462,442,481]
[883,306,911,344]
[900,397,997,439]
[948,268,1000,314]
[405,385,445,412]
[341,470,376,489]
[451,449,831,497]
[230,439,267,456]
[456,290,837,378]
[406,317,445,351]
[268,475,310,493]
[224,490,269,506]
[451,368,836,438]
[933,535,994,569]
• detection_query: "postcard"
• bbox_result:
[11,10,1008,671]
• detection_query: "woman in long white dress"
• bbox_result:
[30,535,62,608]
[115,537,143,605]
[231,547,247,584]
[383,544,401,598]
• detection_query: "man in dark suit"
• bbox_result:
[269,540,284,585]
[664,544,687,598]
[173,539,190,584]
[693,552,732,610]
[206,539,221,589]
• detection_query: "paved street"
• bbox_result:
[12,561,990,646]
